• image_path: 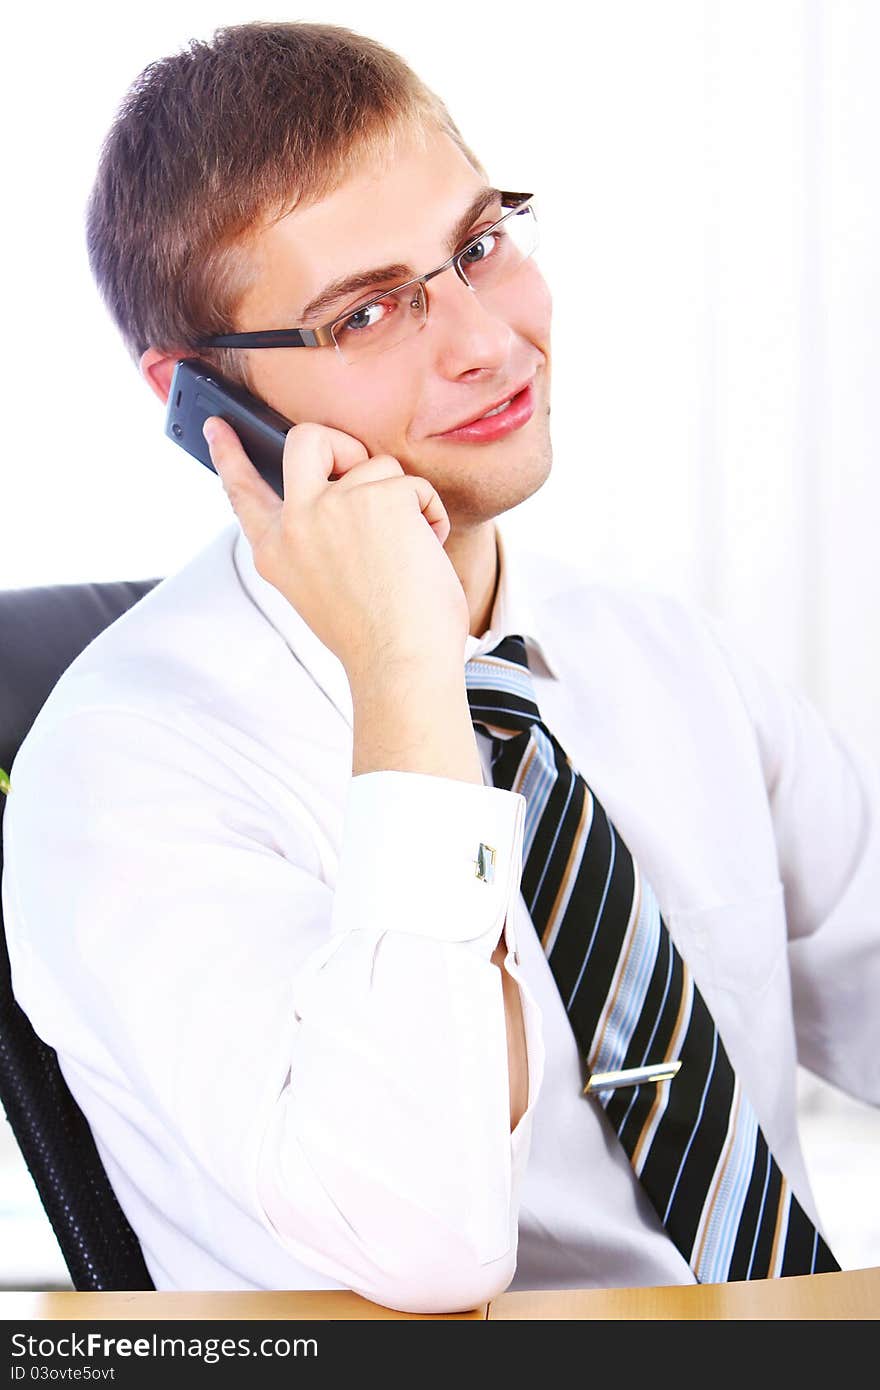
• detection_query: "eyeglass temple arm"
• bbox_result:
[193,326,325,350]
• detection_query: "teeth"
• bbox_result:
[479,397,514,420]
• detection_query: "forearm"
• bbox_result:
[350,659,483,786]
[349,660,527,1133]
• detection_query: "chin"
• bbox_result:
[444,442,553,526]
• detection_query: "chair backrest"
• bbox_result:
[0,576,162,1290]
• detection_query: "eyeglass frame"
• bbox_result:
[193,191,536,359]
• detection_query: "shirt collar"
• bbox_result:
[232,515,561,729]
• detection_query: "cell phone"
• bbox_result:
[164,358,293,500]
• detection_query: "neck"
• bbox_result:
[443,519,500,639]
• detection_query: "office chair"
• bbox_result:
[0,575,162,1290]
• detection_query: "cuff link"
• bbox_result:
[474,842,497,883]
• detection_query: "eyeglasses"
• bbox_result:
[195,191,538,366]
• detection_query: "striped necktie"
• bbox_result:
[465,633,840,1282]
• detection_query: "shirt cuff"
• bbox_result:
[329,769,526,954]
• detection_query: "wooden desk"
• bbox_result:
[0,1266,876,1319]
[0,1289,480,1321]
[489,1265,879,1318]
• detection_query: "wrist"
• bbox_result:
[345,645,465,700]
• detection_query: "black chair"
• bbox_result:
[0,576,162,1290]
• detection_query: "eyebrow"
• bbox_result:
[297,185,505,324]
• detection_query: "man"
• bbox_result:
[2,21,877,1311]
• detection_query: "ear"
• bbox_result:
[140,348,182,406]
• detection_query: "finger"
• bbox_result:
[281,422,370,501]
[411,476,450,545]
[203,416,282,545]
[331,453,406,489]
[384,473,450,546]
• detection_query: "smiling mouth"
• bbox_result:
[432,379,537,442]
[437,377,534,433]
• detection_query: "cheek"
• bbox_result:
[246,352,331,422]
[351,376,419,449]
[268,354,417,451]
[518,265,553,338]
[251,352,373,432]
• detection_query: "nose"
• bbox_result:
[424,262,513,376]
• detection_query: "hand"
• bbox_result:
[203,417,471,680]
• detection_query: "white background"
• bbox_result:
[1,0,878,1286]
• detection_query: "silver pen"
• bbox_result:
[583,1059,682,1095]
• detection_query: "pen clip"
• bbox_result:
[583,1059,682,1096]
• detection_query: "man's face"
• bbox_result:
[233,125,553,529]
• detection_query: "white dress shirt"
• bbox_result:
[3,515,878,1311]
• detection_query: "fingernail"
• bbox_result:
[202,419,217,445]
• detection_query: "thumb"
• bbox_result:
[203,416,283,544]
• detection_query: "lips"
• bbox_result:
[432,379,536,443]
[435,377,535,435]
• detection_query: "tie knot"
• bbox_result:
[465,633,542,740]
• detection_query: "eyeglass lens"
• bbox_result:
[330,204,538,363]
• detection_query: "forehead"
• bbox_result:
[237,127,488,325]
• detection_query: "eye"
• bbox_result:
[339,298,390,334]
[460,227,505,267]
